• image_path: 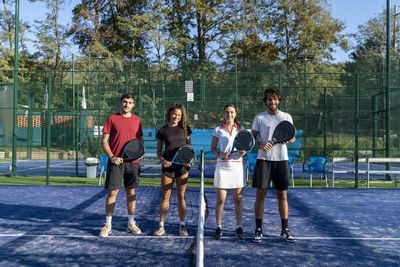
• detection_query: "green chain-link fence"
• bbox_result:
[1,68,399,187]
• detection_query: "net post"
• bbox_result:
[196,148,205,267]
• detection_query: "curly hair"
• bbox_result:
[166,103,188,137]
[263,87,282,103]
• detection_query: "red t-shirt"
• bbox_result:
[102,113,143,163]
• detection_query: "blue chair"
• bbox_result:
[99,154,108,186]
[287,130,303,160]
[246,153,258,185]
[288,155,295,187]
[303,156,328,188]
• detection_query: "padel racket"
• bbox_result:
[231,130,255,152]
[122,139,145,160]
[269,121,296,145]
[171,145,196,165]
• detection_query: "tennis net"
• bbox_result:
[189,149,208,267]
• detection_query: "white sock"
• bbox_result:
[180,221,185,226]
[217,225,222,229]
[128,215,135,223]
[159,221,165,227]
[106,216,112,225]
[237,225,242,229]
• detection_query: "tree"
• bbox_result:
[0,0,30,71]
[349,10,386,72]
[69,0,108,53]
[31,0,67,70]
[164,0,195,66]
[267,0,348,64]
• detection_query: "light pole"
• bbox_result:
[297,54,314,162]
[90,52,108,156]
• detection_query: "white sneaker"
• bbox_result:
[280,228,296,243]
[99,223,112,237]
[127,221,142,234]
[154,225,166,236]
[252,228,263,243]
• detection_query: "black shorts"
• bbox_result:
[162,164,190,179]
[252,160,290,190]
[105,162,140,190]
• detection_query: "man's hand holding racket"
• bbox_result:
[111,155,124,165]
[257,121,296,150]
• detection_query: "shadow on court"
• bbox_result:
[0,186,399,266]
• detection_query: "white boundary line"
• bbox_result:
[0,234,193,239]
[1,234,399,241]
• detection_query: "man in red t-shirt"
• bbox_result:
[99,93,144,237]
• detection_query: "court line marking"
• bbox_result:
[0,234,399,241]
[0,234,193,239]
[12,161,73,173]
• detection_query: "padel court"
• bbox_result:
[0,186,399,266]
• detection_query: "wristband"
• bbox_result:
[110,156,115,160]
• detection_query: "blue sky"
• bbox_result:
[18,0,393,63]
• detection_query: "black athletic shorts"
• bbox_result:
[105,162,140,190]
[252,159,290,190]
[162,164,190,179]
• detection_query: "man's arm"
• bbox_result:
[252,129,272,150]
[102,133,121,165]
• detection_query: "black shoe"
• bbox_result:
[280,228,296,243]
[252,228,263,243]
[235,227,245,240]
[214,227,222,240]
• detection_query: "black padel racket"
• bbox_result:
[231,130,255,152]
[171,145,196,165]
[270,121,296,145]
[122,139,145,160]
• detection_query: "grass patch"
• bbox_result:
[0,175,215,188]
[0,175,397,189]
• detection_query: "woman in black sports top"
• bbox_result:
[154,103,192,237]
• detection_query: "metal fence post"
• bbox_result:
[46,71,52,185]
[355,74,359,189]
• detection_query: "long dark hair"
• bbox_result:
[223,103,241,129]
[166,103,188,137]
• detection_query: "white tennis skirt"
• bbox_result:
[213,160,245,189]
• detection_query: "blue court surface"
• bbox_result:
[0,186,399,266]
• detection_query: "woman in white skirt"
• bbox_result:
[210,103,246,240]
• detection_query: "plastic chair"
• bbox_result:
[288,155,295,187]
[303,156,328,188]
[246,153,258,186]
[99,154,108,186]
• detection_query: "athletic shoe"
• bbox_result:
[280,228,296,243]
[252,228,263,243]
[179,224,189,237]
[127,221,142,234]
[99,223,112,237]
[235,227,245,240]
[213,227,222,240]
[154,225,166,236]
